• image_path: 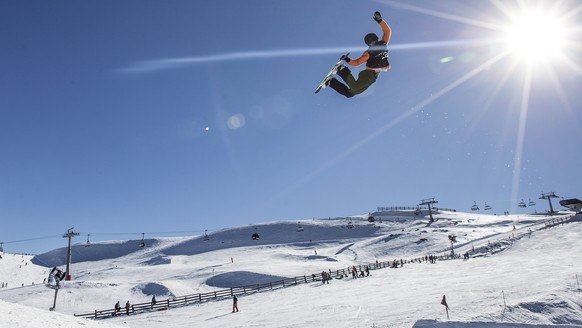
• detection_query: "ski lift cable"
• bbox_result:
[1,234,62,245]
[0,228,213,248]
[89,229,207,236]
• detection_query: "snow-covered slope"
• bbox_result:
[1,211,580,328]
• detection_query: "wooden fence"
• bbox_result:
[74,261,393,320]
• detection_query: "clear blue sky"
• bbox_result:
[1,0,581,254]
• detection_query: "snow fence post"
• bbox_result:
[304,275,307,283]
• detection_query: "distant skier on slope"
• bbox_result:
[321,11,392,98]
[232,295,239,313]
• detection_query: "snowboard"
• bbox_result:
[314,53,349,94]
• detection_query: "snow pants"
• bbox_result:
[329,67,379,98]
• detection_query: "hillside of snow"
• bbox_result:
[1,210,581,328]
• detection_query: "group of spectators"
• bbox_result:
[350,265,370,279]
[113,300,132,316]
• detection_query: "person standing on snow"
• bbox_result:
[232,295,239,313]
[325,11,392,98]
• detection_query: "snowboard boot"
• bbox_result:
[321,75,333,89]
[336,65,352,83]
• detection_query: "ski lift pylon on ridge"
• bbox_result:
[139,233,145,248]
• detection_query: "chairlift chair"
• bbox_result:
[296,223,304,232]
[528,199,536,206]
[204,229,210,241]
[251,232,260,240]
[347,221,354,229]
[414,208,422,216]
[471,201,479,211]
[484,203,492,210]
[0,242,3,253]
[518,199,527,208]
[85,234,91,247]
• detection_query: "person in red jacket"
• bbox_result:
[325,11,392,98]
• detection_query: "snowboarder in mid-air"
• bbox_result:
[317,11,392,98]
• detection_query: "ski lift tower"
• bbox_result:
[539,192,559,214]
[420,198,438,222]
[63,227,79,280]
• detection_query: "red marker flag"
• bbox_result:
[441,295,450,310]
[441,294,450,320]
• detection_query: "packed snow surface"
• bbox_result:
[1,211,581,328]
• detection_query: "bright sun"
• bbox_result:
[503,10,566,62]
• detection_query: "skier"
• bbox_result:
[325,11,392,98]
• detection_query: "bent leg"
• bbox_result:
[337,66,356,86]
[328,78,354,98]
[349,70,379,95]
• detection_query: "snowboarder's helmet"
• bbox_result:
[364,33,378,46]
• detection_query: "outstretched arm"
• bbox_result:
[346,53,370,67]
[380,20,392,43]
[374,11,392,44]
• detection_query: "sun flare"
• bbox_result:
[503,11,566,62]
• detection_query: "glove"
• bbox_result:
[340,54,351,62]
[373,11,383,23]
